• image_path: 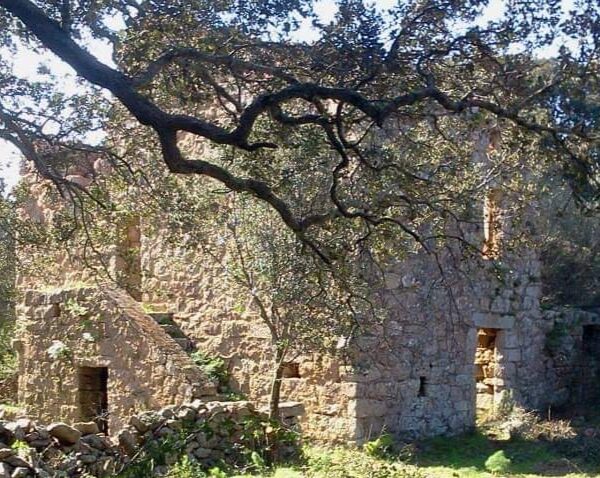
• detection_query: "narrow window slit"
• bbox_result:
[418,376,427,397]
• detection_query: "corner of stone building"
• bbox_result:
[15,285,217,434]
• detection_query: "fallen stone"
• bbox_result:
[205,402,225,415]
[27,440,51,449]
[0,426,12,446]
[193,447,211,459]
[0,448,14,460]
[128,416,149,434]
[157,427,175,438]
[159,406,177,419]
[81,434,109,450]
[188,399,204,411]
[10,467,29,478]
[73,422,100,436]
[177,407,196,422]
[3,457,28,469]
[117,429,138,456]
[47,423,81,445]
[0,462,11,478]
[77,454,97,464]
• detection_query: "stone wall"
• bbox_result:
[138,211,591,442]
[14,141,600,445]
[0,400,295,478]
[14,287,216,433]
[141,234,358,443]
[537,308,600,405]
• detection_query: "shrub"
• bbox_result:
[484,450,511,474]
[364,433,395,459]
[190,350,228,383]
[167,455,204,478]
[189,351,245,400]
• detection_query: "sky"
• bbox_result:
[0,0,574,194]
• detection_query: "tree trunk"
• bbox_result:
[269,346,285,421]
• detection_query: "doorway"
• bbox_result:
[580,325,600,401]
[475,328,498,415]
[78,367,109,434]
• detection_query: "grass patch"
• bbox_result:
[411,409,600,478]
[162,409,600,478]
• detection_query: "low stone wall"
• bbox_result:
[0,400,295,478]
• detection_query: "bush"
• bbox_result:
[190,351,228,383]
[189,351,245,400]
[364,433,395,459]
[484,450,511,474]
[167,456,204,478]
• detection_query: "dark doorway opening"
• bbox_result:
[78,367,108,434]
[583,325,600,359]
[580,325,600,401]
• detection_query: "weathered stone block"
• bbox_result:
[72,422,100,436]
[472,313,515,329]
[48,423,81,445]
[347,399,387,418]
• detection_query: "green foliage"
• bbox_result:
[167,455,205,478]
[63,298,89,317]
[270,468,304,478]
[190,351,228,384]
[304,447,422,478]
[117,431,186,478]
[538,181,600,308]
[484,450,511,475]
[189,351,245,401]
[0,321,16,381]
[249,450,266,473]
[364,433,395,459]
[208,468,228,478]
[10,440,28,451]
[238,414,300,467]
[118,410,299,478]
[141,303,163,313]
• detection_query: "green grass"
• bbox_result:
[413,432,593,477]
[156,410,600,478]
[403,409,600,478]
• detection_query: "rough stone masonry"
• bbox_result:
[11,133,600,444]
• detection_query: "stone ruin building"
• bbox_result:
[10,132,600,445]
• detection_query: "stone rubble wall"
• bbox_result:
[463,253,598,412]
[348,252,479,441]
[536,308,600,405]
[141,233,358,444]
[141,218,593,443]
[15,148,599,445]
[0,400,292,478]
[14,287,216,433]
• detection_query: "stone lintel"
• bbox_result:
[472,313,514,330]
